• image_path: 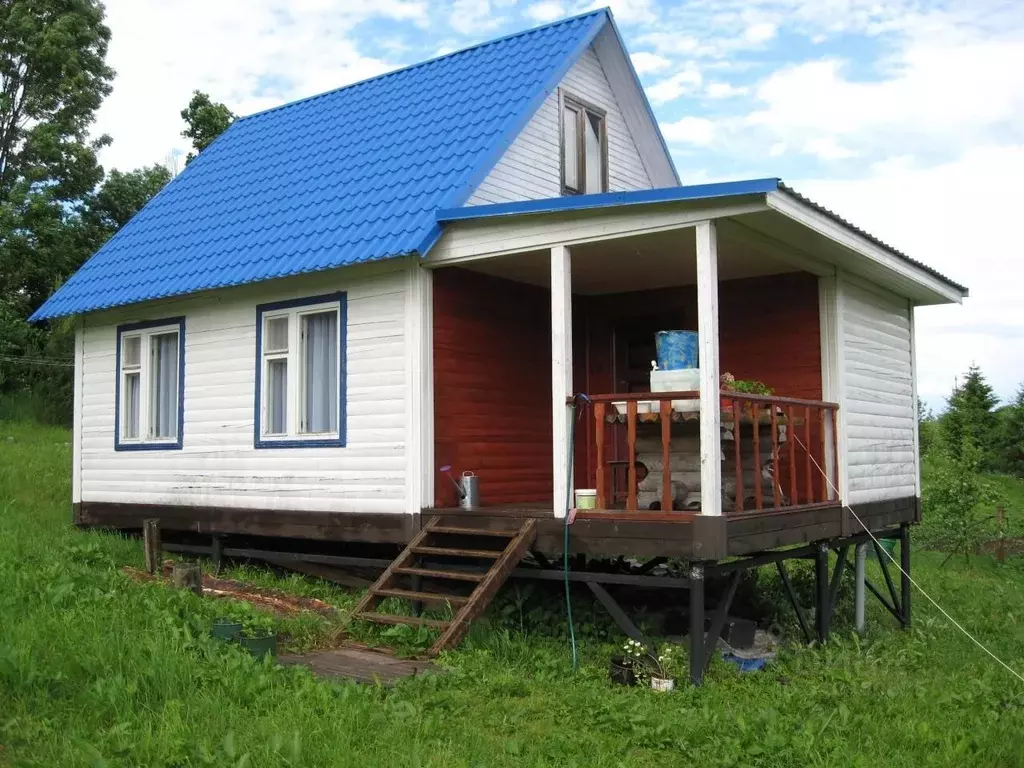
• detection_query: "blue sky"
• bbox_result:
[92,0,1024,409]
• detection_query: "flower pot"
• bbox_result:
[609,656,636,686]
[650,676,675,692]
[238,631,277,659]
[211,618,242,642]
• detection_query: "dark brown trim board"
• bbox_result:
[74,497,919,561]
[74,502,418,544]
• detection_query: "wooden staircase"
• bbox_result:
[352,516,536,656]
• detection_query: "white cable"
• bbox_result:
[791,432,1024,685]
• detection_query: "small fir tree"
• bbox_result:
[942,364,999,468]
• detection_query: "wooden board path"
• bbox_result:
[278,645,438,685]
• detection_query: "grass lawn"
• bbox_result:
[2,419,1024,767]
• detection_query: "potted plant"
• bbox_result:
[211,616,243,641]
[720,373,774,415]
[621,639,681,692]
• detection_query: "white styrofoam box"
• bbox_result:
[650,368,699,412]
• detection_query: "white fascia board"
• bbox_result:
[767,190,966,305]
[426,199,769,266]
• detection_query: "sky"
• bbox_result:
[91,0,1024,410]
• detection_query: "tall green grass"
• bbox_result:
[2,419,1024,766]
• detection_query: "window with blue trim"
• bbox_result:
[255,293,346,448]
[115,317,185,450]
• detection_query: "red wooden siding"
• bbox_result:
[718,273,822,400]
[433,268,553,507]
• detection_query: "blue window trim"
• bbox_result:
[254,292,347,449]
[114,316,186,451]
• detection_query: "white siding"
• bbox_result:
[78,262,411,514]
[467,46,652,205]
[839,276,917,504]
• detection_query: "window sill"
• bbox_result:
[254,434,346,449]
[115,439,183,452]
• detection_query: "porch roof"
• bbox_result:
[433,178,968,305]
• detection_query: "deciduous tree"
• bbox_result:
[180,91,234,163]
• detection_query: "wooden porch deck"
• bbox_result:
[428,496,918,560]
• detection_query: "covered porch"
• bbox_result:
[427,197,844,532]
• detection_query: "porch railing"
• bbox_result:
[583,391,839,513]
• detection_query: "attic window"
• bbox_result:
[560,90,607,195]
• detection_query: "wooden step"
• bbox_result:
[429,525,521,538]
[411,546,502,559]
[393,566,485,582]
[355,613,449,630]
[374,588,470,605]
[352,516,537,656]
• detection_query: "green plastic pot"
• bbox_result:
[869,538,899,561]
[238,631,277,659]
[211,618,242,641]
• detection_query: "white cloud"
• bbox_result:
[661,116,716,146]
[524,1,564,22]
[705,81,748,98]
[746,36,1024,155]
[93,0,412,173]
[647,65,702,103]
[588,0,658,24]
[802,136,856,160]
[797,145,1024,404]
[449,0,505,35]
[630,51,671,75]
[634,31,701,56]
[743,21,777,44]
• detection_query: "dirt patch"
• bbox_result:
[121,564,339,618]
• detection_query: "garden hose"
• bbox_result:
[564,393,590,672]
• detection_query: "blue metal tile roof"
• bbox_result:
[437,178,968,295]
[31,9,609,320]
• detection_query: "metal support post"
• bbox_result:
[900,524,911,628]
[854,542,867,635]
[815,542,829,643]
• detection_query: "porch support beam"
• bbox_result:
[551,244,573,518]
[695,220,722,516]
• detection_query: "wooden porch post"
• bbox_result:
[696,221,722,516]
[551,244,573,518]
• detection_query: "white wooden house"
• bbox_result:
[32,10,966,657]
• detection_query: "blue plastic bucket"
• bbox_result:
[655,331,699,370]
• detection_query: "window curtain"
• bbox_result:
[152,333,179,438]
[267,359,287,434]
[304,313,337,433]
[125,373,140,439]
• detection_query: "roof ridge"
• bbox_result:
[237,7,611,124]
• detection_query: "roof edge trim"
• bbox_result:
[769,186,968,299]
[435,178,780,222]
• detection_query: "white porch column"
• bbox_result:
[696,221,722,516]
[551,244,573,518]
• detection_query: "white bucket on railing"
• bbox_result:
[575,489,597,510]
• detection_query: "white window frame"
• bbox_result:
[115,318,185,451]
[255,293,346,448]
[559,89,608,196]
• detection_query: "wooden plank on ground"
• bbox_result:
[278,646,438,685]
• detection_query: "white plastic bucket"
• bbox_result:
[575,489,597,510]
